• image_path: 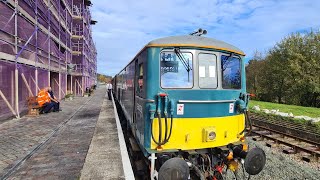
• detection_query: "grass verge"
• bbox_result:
[249,100,320,118]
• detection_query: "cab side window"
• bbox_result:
[138,63,144,92]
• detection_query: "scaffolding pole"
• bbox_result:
[0,90,18,117]
[35,69,39,93]
[76,79,83,95]
[35,0,39,95]
[21,73,34,97]
[71,75,73,94]
[15,69,20,118]
[65,73,67,97]
[31,74,40,91]
[54,78,65,97]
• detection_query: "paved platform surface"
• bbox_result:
[80,95,127,180]
[0,87,128,179]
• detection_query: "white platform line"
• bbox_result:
[111,95,135,180]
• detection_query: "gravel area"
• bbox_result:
[225,138,320,180]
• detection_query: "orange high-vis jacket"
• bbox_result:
[37,89,51,107]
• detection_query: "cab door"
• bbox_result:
[133,57,146,142]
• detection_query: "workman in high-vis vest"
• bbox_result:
[37,87,57,113]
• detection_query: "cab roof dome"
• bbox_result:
[147,35,244,55]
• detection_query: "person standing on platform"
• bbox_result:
[106,82,113,100]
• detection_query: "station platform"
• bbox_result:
[0,87,134,179]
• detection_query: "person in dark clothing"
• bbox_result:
[48,87,60,112]
[42,101,55,113]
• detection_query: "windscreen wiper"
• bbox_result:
[174,48,192,72]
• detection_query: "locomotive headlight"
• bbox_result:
[203,127,216,142]
[208,131,216,140]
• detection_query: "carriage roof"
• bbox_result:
[147,35,245,56]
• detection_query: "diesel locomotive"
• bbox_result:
[113,30,266,180]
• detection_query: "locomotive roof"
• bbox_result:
[147,35,245,56]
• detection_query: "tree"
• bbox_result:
[97,73,112,83]
[246,30,320,107]
[246,51,267,100]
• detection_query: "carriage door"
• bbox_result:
[134,58,145,140]
[133,59,138,125]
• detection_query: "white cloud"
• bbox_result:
[91,0,320,75]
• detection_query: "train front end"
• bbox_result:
[144,36,266,179]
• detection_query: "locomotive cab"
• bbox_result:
[148,47,248,151]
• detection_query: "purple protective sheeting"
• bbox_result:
[67,75,72,94]
[73,76,82,96]
[18,64,37,112]
[49,71,59,99]
[0,61,16,120]
[0,3,15,35]
[38,68,49,89]
[60,73,67,99]
[1,0,97,121]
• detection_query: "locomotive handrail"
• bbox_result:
[135,95,155,103]
[178,100,236,103]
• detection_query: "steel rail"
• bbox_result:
[251,123,320,147]
[251,118,320,141]
[251,128,320,159]
[0,95,95,180]
[250,114,320,133]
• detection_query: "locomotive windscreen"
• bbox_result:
[160,51,193,88]
[221,55,241,89]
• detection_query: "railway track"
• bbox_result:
[249,113,320,162]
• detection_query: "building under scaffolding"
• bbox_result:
[0,0,97,120]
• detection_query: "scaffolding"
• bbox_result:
[0,0,97,120]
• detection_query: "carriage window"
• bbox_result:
[160,51,193,88]
[138,63,144,91]
[221,55,241,89]
[199,53,217,88]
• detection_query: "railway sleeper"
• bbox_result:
[266,141,279,148]
[301,155,317,163]
[251,136,263,141]
[282,148,297,154]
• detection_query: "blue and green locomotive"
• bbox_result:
[113,31,265,179]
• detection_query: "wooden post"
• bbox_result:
[76,79,83,95]
[54,78,65,96]
[0,90,18,117]
[21,73,34,97]
[31,74,40,91]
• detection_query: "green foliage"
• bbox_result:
[246,30,320,107]
[97,73,112,83]
[65,93,74,98]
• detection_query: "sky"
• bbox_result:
[90,0,320,76]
